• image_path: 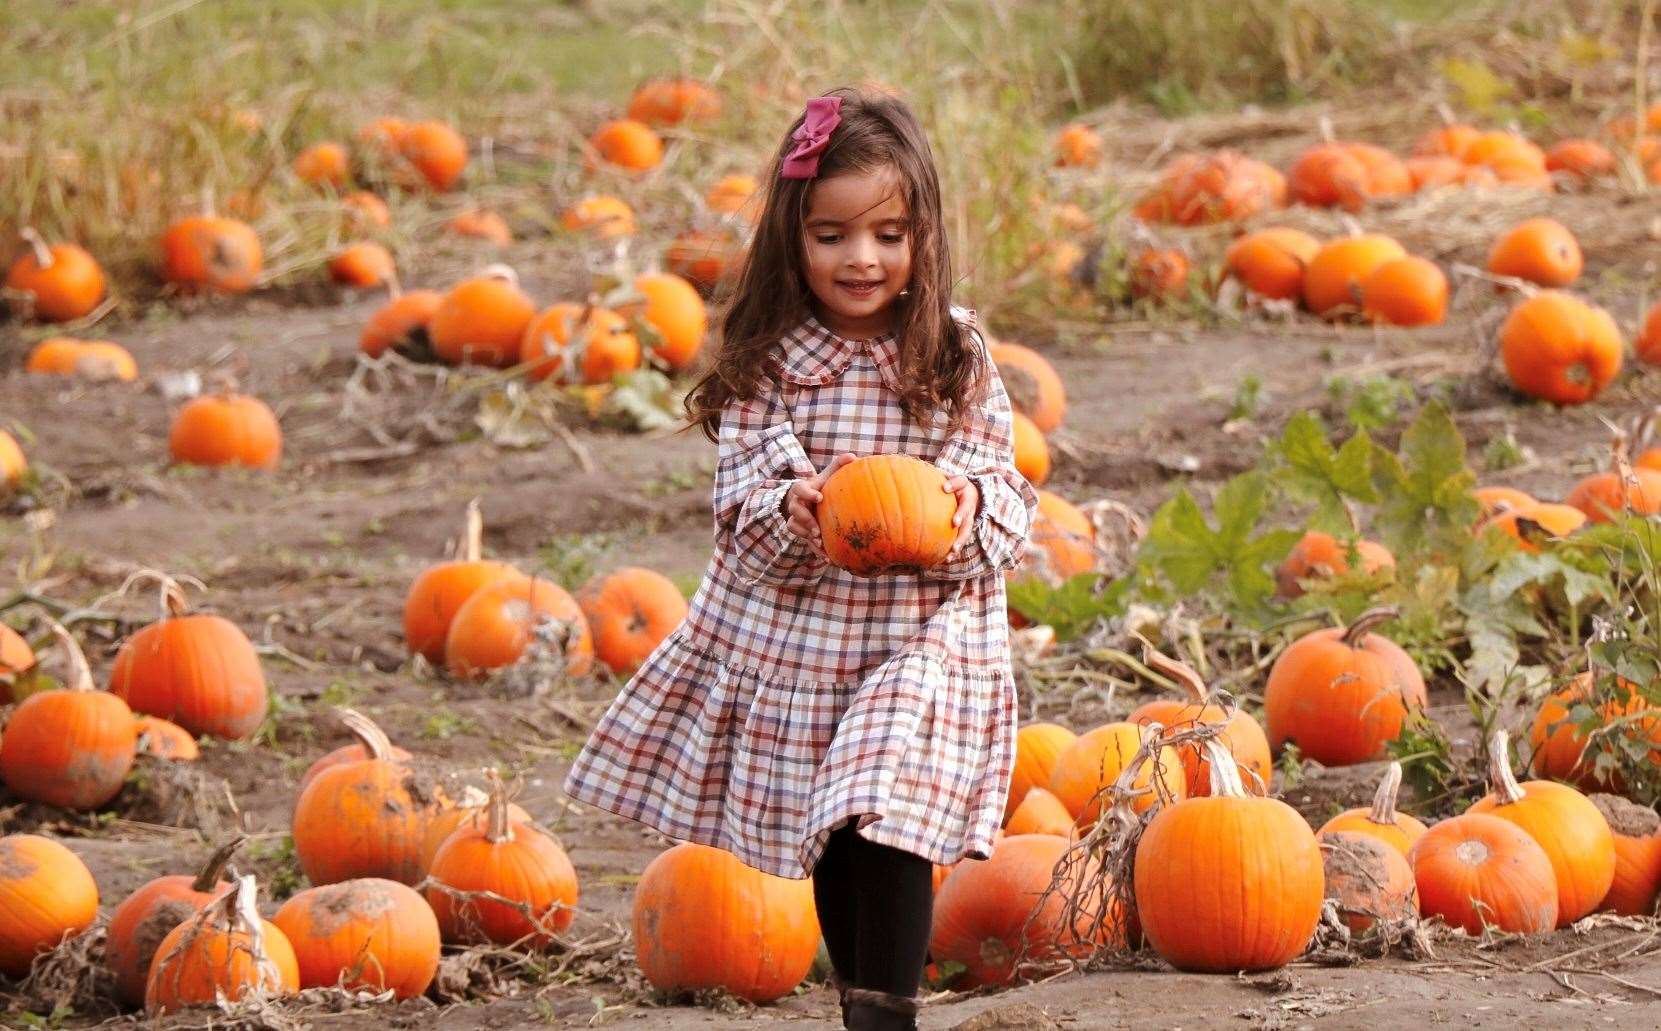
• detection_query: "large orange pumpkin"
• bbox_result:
[105,837,241,1007]
[1263,608,1426,766]
[168,392,282,469]
[1134,740,1324,972]
[576,566,687,676]
[1468,730,1616,927]
[1004,787,1076,837]
[1302,234,1407,317]
[1223,227,1319,301]
[1590,794,1661,916]
[1360,256,1448,327]
[1274,530,1395,599]
[1321,831,1418,933]
[1413,123,1481,159]
[988,341,1065,433]
[931,834,1123,988]
[1488,218,1583,287]
[1128,247,1189,300]
[0,834,100,979]
[1408,811,1558,934]
[272,878,440,999]
[1480,501,1586,553]
[1473,485,1537,516]
[1461,130,1550,185]
[1529,672,1661,790]
[616,273,706,371]
[626,78,721,127]
[1003,722,1077,823]
[25,337,138,382]
[5,234,106,322]
[1498,291,1623,405]
[1022,489,1096,581]
[1566,465,1661,523]
[425,772,580,946]
[445,573,595,679]
[1130,647,1272,797]
[521,303,642,385]
[632,843,819,1003]
[815,455,958,575]
[360,289,443,358]
[327,242,395,289]
[402,500,519,666]
[1049,721,1184,826]
[109,578,268,740]
[1010,411,1050,486]
[0,622,136,810]
[415,785,532,875]
[1287,141,1412,211]
[290,709,452,886]
[429,267,536,368]
[160,215,262,293]
[145,875,299,1015]
[588,118,664,173]
[1315,761,1428,857]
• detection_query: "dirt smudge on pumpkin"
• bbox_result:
[0,840,39,879]
[304,880,397,936]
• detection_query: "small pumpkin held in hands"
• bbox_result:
[816,455,959,575]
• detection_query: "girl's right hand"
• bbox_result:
[785,452,856,556]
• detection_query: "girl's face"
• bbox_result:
[801,166,912,340]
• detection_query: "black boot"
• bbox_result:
[827,970,852,1028]
[844,987,920,1031]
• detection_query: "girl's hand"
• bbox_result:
[943,475,980,557]
[786,452,857,556]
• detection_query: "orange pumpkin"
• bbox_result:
[5,234,106,322]
[1637,300,1661,366]
[105,837,241,1007]
[447,209,512,244]
[416,786,532,875]
[445,573,595,679]
[576,567,688,676]
[560,195,637,238]
[1287,141,1412,210]
[1461,130,1550,185]
[1129,647,1272,797]
[134,714,200,761]
[521,303,642,385]
[1481,501,1586,552]
[1274,530,1395,599]
[426,771,579,946]
[664,228,741,292]
[1222,227,1319,301]
[1408,811,1557,934]
[358,116,410,151]
[1048,721,1184,826]
[632,843,819,1003]
[1473,485,1537,516]
[1264,608,1426,766]
[25,337,138,382]
[1321,831,1418,933]
[341,190,391,229]
[1413,123,1481,159]
[1468,730,1616,927]
[0,431,25,490]
[1500,292,1623,405]
[1567,465,1661,523]
[1590,794,1661,916]
[1546,138,1616,179]
[110,578,269,740]
[273,878,440,999]
[1404,154,1469,190]
[1528,672,1661,791]
[1004,722,1077,823]
[1129,247,1189,300]
[589,118,664,173]
[1022,489,1096,582]
[1004,787,1076,837]
[0,833,100,979]
[1360,256,1448,327]
[1134,151,1286,225]
[1010,411,1050,485]
[300,739,415,797]
[0,623,136,810]
[160,215,262,293]
[1302,234,1407,317]
[705,174,760,224]
[626,78,721,127]
[931,834,1122,987]
[168,392,282,469]
[396,120,468,191]
[0,621,37,704]
[145,875,299,1015]
[291,709,451,886]
[816,455,958,575]
[988,341,1065,433]
[327,241,395,288]
[616,273,706,371]
[429,267,536,368]
[1134,740,1324,972]
[292,141,349,189]
[1055,123,1103,168]
[402,500,519,665]
[1487,218,1583,287]
[360,289,443,358]
[1316,761,1428,857]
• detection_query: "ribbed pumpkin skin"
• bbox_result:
[444,574,595,679]
[1318,807,1428,857]
[292,760,449,887]
[988,342,1065,432]
[1499,291,1623,406]
[1004,722,1077,823]
[272,879,440,999]
[1264,626,1426,766]
[109,614,267,740]
[1133,793,1324,971]
[0,689,136,809]
[1468,779,1616,926]
[1048,722,1184,825]
[1004,787,1076,837]
[632,843,819,1003]
[106,873,230,1008]
[817,456,957,575]
[429,277,535,368]
[402,559,518,664]
[0,834,100,978]
[1408,812,1557,934]
[425,819,579,945]
[1129,698,1271,797]
[145,917,298,1014]
[576,567,688,676]
[168,395,282,469]
[416,799,532,876]
[298,742,415,795]
[931,834,1121,988]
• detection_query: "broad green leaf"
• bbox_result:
[1372,401,1479,560]
[1139,471,1298,615]
[1005,573,1128,641]
[1269,411,1377,532]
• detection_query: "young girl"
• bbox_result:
[563,86,1036,1031]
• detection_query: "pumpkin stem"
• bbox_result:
[1202,738,1248,799]
[485,768,515,844]
[191,835,247,893]
[336,707,394,762]
[479,262,519,288]
[225,874,286,994]
[1367,761,1405,825]
[1342,606,1398,648]
[46,620,96,692]
[19,227,54,269]
[1486,729,1527,806]
[462,498,483,563]
[1316,114,1336,143]
[1136,639,1211,706]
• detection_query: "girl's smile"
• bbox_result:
[802,167,912,339]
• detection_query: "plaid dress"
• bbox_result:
[562,311,1037,879]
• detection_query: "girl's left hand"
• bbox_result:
[943,475,980,557]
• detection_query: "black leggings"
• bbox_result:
[811,820,933,999]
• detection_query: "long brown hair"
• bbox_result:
[685,85,983,441]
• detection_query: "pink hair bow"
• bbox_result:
[779,96,843,179]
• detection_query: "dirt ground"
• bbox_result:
[4,196,1661,1029]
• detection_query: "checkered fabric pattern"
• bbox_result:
[562,311,1038,879]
